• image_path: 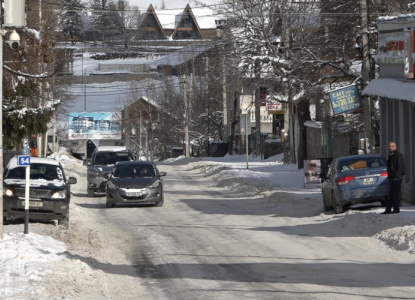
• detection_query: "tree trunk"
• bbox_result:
[297,99,310,169]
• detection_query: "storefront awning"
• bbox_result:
[362,78,415,102]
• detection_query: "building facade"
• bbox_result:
[363,14,415,204]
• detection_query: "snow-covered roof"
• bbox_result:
[156,9,184,30]
[154,8,216,30]
[378,13,415,24]
[190,9,216,29]
[362,78,415,102]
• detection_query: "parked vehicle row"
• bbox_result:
[2,146,167,228]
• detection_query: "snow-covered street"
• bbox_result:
[2,151,415,299]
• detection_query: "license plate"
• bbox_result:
[363,177,374,185]
[126,192,142,197]
[21,201,43,207]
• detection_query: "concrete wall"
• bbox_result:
[67,73,161,84]
[98,63,147,72]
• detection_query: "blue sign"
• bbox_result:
[328,85,362,114]
[22,139,29,154]
[18,155,31,166]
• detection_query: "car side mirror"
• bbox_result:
[159,172,167,177]
[68,177,77,185]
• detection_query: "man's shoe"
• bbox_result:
[381,211,391,214]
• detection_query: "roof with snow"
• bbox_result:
[362,78,415,102]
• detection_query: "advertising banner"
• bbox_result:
[266,101,284,115]
[68,112,122,140]
[328,85,362,114]
[304,160,321,189]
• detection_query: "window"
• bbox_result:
[339,157,387,172]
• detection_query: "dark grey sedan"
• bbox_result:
[105,161,166,208]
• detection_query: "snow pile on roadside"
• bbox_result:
[48,149,80,162]
[375,225,415,253]
[0,232,66,298]
[163,155,186,163]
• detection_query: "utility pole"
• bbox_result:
[283,11,292,162]
[362,0,372,153]
[124,105,130,148]
[228,92,238,155]
[255,56,261,156]
[183,78,190,157]
[222,46,228,144]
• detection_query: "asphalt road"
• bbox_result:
[55,160,415,300]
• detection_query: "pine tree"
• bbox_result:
[60,0,85,44]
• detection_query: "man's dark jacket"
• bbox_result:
[387,150,406,180]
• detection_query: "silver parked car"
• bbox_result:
[86,146,135,197]
[105,161,166,208]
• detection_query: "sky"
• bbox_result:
[2,149,415,298]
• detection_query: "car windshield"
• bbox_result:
[339,157,387,172]
[5,163,63,181]
[93,152,133,165]
[113,165,155,178]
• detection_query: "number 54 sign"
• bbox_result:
[18,155,31,167]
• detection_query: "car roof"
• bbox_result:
[115,161,155,166]
[336,154,384,161]
[94,146,129,153]
[7,157,60,169]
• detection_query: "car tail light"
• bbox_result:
[337,176,355,185]
[380,172,388,177]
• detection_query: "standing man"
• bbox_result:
[381,141,406,214]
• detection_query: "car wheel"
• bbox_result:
[58,213,69,229]
[322,193,332,211]
[155,191,164,207]
[87,186,94,197]
[332,193,345,214]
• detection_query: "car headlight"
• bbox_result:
[107,181,118,189]
[148,180,160,188]
[51,191,67,199]
[88,169,100,176]
[4,189,13,196]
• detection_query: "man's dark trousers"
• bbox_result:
[386,178,402,213]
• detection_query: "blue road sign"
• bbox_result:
[18,155,31,166]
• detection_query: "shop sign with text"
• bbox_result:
[328,85,362,114]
